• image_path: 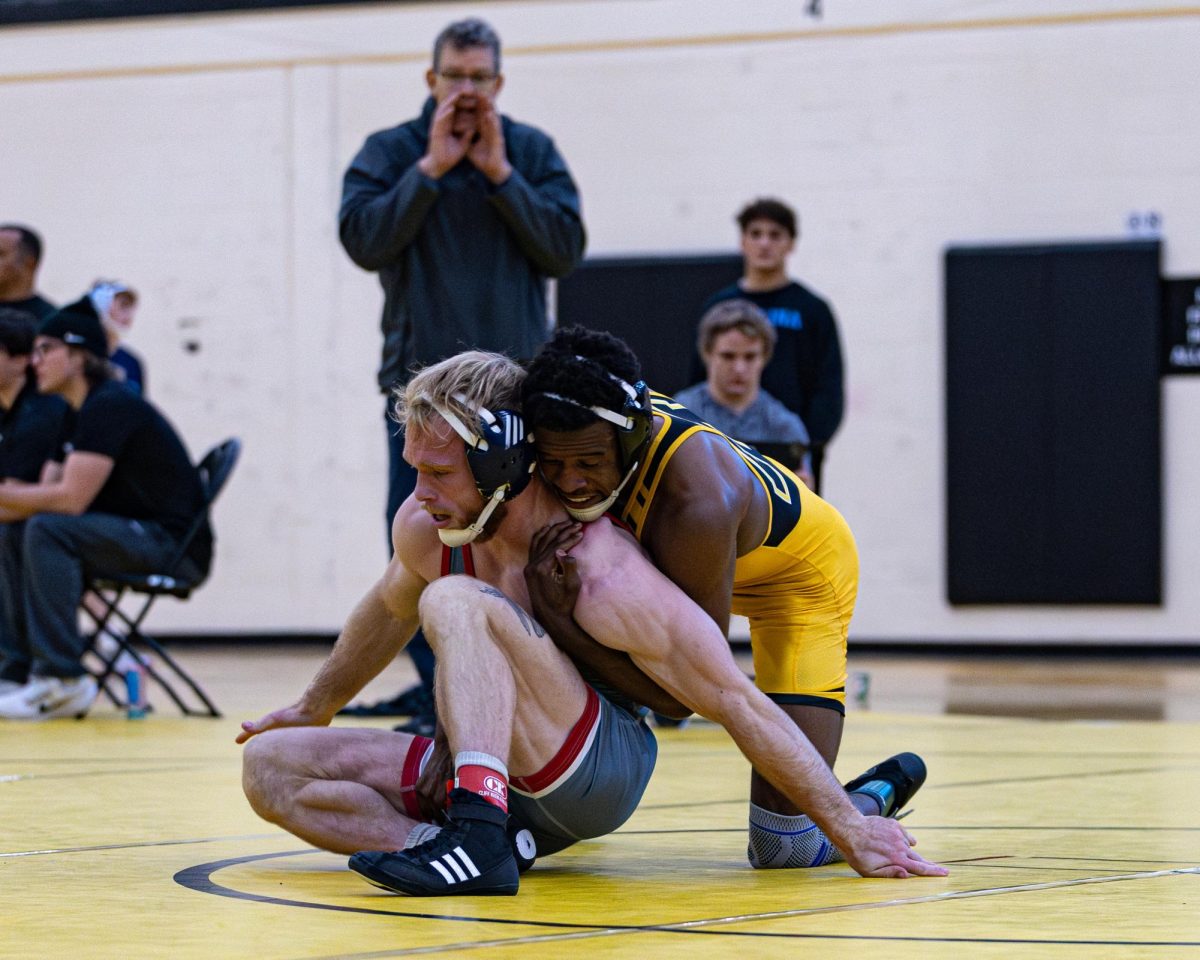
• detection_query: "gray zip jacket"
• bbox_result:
[339,97,586,390]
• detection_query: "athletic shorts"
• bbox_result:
[397,687,656,857]
[509,685,657,857]
[732,482,859,712]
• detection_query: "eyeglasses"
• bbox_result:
[436,70,499,91]
[31,341,65,359]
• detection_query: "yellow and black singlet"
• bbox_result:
[616,392,858,706]
[617,393,804,549]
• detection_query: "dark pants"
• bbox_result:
[0,513,184,680]
[811,444,827,497]
[0,522,29,683]
[386,401,435,695]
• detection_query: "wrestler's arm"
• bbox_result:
[570,521,946,879]
[237,508,425,742]
[638,436,745,634]
[525,521,691,718]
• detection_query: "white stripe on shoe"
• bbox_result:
[443,853,468,882]
[428,847,482,886]
[453,847,481,878]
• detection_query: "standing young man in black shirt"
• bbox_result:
[0,299,209,720]
[701,199,845,494]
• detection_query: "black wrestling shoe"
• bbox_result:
[843,752,927,818]
[508,820,537,874]
[349,789,519,896]
[338,683,434,718]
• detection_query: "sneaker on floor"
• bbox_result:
[0,678,26,697]
[349,788,519,896]
[338,683,434,718]
[843,752,927,818]
[0,675,98,720]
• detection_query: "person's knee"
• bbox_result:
[241,731,295,822]
[747,804,842,869]
[22,513,74,557]
[418,576,485,646]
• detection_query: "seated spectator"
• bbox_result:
[88,280,144,394]
[0,310,73,695]
[675,299,813,485]
[0,309,71,485]
[0,224,55,321]
[0,298,210,720]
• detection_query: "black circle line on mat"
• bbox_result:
[173,849,621,929]
[173,849,1200,947]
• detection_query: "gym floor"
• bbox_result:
[3,643,1198,959]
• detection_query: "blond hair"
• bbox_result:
[393,350,525,436]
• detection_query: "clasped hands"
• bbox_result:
[418,90,512,185]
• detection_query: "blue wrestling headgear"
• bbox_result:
[433,396,535,547]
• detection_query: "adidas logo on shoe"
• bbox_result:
[349,788,519,896]
[424,845,482,886]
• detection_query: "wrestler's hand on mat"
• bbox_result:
[235,702,331,744]
[414,723,453,822]
[841,816,948,879]
[524,520,584,626]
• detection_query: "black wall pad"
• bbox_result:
[556,254,743,394]
[944,240,1162,604]
[0,0,401,27]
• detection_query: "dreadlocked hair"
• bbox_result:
[394,350,524,438]
[522,326,642,431]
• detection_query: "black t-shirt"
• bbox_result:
[69,380,211,569]
[0,381,71,482]
[0,294,56,322]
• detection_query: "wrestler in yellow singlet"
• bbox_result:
[616,394,858,710]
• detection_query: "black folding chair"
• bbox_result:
[83,437,241,718]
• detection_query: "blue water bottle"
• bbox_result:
[124,657,147,719]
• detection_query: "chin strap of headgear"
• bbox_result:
[536,379,644,522]
[434,399,509,547]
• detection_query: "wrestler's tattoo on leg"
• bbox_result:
[479,585,546,638]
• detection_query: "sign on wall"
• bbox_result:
[1163,279,1200,374]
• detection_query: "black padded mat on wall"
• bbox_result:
[556,254,743,394]
[944,240,1162,604]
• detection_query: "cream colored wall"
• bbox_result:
[1,0,1196,641]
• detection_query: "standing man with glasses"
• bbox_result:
[338,18,586,730]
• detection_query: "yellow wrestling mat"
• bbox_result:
[3,698,1199,960]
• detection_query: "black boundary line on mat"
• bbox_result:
[631,762,1197,812]
[618,824,1200,835]
[1,763,214,783]
[174,850,617,930]
[1,834,278,858]
[176,849,1200,955]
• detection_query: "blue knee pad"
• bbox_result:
[747,803,846,869]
